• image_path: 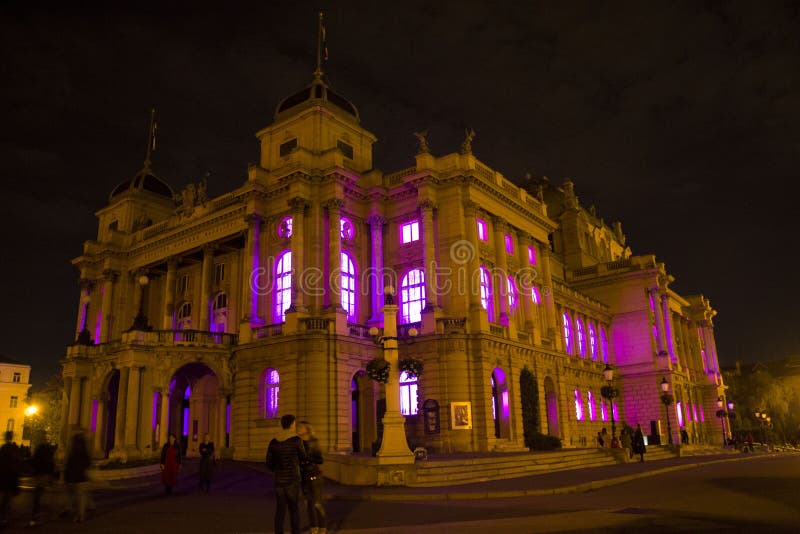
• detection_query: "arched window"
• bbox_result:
[531,286,541,305]
[6,419,13,433]
[278,216,293,238]
[600,400,608,422]
[507,276,517,312]
[576,318,586,357]
[600,326,609,363]
[177,302,192,330]
[399,371,418,416]
[340,217,354,240]
[562,311,572,354]
[588,322,597,361]
[676,401,684,427]
[212,293,227,334]
[587,390,596,421]
[341,252,356,320]
[274,251,292,322]
[264,368,280,418]
[480,266,494,322]
[574,389,584,421]
[400,268,425,323]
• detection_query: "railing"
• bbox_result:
[517,331,532,344]
[347,322,372,338]
[253,323,284,339]
[302,318,333,332]
[605,258,631,271]
[474,162,494,183]
[119,329,238,347]
[384,167,416,185]
[398,322,422,339]
[67,340,123,358]
[211,193,240,210]
[489,324,506,337]
[143,220,171,239]
[572,265,599,277]
[436,317,466,334]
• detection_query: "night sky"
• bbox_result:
[3,2,799,386]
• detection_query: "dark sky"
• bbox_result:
[3,1,799,387]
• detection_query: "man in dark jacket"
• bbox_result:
[266,414,308,534]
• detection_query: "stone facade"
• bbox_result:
[0,356,32,445]
[61,70,730,467]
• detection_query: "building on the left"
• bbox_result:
[0,356,32,444]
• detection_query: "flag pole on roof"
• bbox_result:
[143,108,157,171]
[315,11,327,78]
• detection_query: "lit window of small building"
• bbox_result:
[400,268,425,323]
[9,396,17,408]
[587,391,595,421]
[274,251,292,322]
[480,266,494,322]
[562,312,573,354]
[507,276,517,312]
[399,371,418,416]
[528,245,537,265]
[588,322,597,361]
[341,252,356,320]
[264,368,280,418]
[400,220,419,244]
[574,389,584,421]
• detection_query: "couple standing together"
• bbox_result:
[266,414,326,534]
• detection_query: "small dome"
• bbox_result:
[274,74,359,121]
[110,168,174,202]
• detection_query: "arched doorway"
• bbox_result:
[168,363,220,457]
[544,376,560,437]
[350,371,375,454]
[491,368,510,439]
[103,369,120,457]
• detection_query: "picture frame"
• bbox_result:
[450,401,472,430]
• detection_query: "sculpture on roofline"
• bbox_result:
[414,129,430,154]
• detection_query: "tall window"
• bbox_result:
[600,326,609,363]
[12,373,20,384]
[531,286,541,305]
[264,368,280,418]
[9,397,17,408]
[177,302,192,330]
[178,274,190,294]
[574,389,584,421]
[576,318,586,357]
[214,263,225,283]
[480,266,494,322]
[212,293,227,333]
[562,312,573,354]
[507,276,517,312]
[588,322,598,361]
[341,252,356,320]
[278,216,293,238]
[504,234,514,254]
[600,401,608,422]
[400,220,419,244]
[477,218,488,241]
[399,371,418,416]
[400,269,425,323]
[340,217,354,240]
[274,251,292,322]
[676,401,684,427]
[587,391,595,421]
[528,245,537,265]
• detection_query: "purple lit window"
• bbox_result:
[182,385,191,437]
[600,401,608,422]
[399,371,418,416]
[699,405,705,422]
[692,403,699,422]
[676,401,684,427]
[576,318,586,357]
[528,245,536,265]
[562,312,573,354]
[574,389,584,421]
[588,323,597,361]
[91,399,99,433]
[587,390,596,421]
[340,217,354,240]
[600,326,609,363]
[400,220,420,244]
[701,349,708,372]
[278,216,293,238]
[507,276,517,312]
[212,293,227,334]
[531,286,541,305]
[264,368,280,418]
[226,402,231,434]
[151,393,159,430]
[341,252,356,320]
[177,302,192,330]
[504,234,514,254]
[612,401,618,422]
[274,251,292,322]
[480,266,494,322]
[400,268,426,323]
[477,218,488,241]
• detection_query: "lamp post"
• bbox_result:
[727,401,735,444]
[368,286,416,464]
[660,377,674,445]
[601,364,618,441]
[715,397,727,447]
[129,274,151,331]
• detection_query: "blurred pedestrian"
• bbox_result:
[266,414,308,534]
[65,433,91,523]
[29,442,57,526]
[160,433,182,495]
[0,431,21,526]
[680,428,689,445]
[596,431,604,448]
[621,427,632,459]
[632,424,647,462]
[297,421,326,534]
[198,433,215,493]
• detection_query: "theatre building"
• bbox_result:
[61,67,729,476]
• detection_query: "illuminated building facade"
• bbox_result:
[61,68,729,468]
[0,356,32,445]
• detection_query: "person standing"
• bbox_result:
[632,424,647,462]
[198,433,215,493]
[266,414,308,534]
[29,442,57,526]
[0,431,21,526]
[621,427,633,459]
[64,433,91,523]
[160,433,182,495]
[297,421,327,534]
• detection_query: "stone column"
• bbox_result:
[652,289,667,355]
[131,272,144,318]
[517,233,535,337]
[241,214,264,325]
[492,217,510,326]
[75,280,91,339]
[539,245,559,349]
[163,258,178,330]
[289,197,309,312]
[60,377,72,449]
[112,367,130,454]
[68,376,82,427]
[324,199,344,311]
[159,390,169,447]
[419,200,439,309]
[462,201,487,333]
[199,245,215,330]
[216,392,227,455]
[92,395,106,458]
[124,367,142,455]
[661,294,677,362]
[367,215,386,323]
[99,271,115,343]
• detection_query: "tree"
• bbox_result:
[519,367,540,447]
[26,372,63,449]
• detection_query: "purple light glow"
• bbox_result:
[600,327,609,363]
[576,318,586,357]
[152,392,160,429]
[94,309,101,344]
[265,368,280,418]
[90,399,98,432]
[504,234,514,254]
[612,401,618,421]
[476,218,487,241]
[562,312,572,354]
[226,402,231,434]
[692,403,699,421]
[341,252,356,320]
[507,277,517,311]
[588,323,597,360]
[574,389,584,421]
[531,286,541,304]
[528,245,536,265]
[699,405,706,422]
[400,268,425,323]
[277,216,293,238]
[587,390,596,420]
[479,266,494,322]
[502,390,509,418]
[600,401,608,422]
[676,401,684,427]
[340,217,354,240]
[182,407,190,436]
[274,251,292,322]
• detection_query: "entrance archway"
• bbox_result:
[168,363,220,457]
[544,376,560,437]
[103,369,120,457]
[491,368,510,439]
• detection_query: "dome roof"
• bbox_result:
[110,168,174,202]
[274,74,359,121]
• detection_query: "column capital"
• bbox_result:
[417,199,436,213]
[244,213,264,227]
[288,196,310,213]
[323,198,345,211]
[462,200,480,216]
[101,269,119,282]
[491,216,508,232]
[202,243,219,255]
[367,214,387,227]
[166,256,180,269]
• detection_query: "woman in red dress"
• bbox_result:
[160,433,182,494]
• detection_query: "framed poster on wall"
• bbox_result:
[451,401,472,430]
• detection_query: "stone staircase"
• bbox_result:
[409,446,678,487]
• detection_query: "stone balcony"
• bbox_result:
[66,329,238,358]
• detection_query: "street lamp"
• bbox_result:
[129,274,151,331]
[716,397,727,447]
[660,377,674,445]
[727,401,735,443]
[601,364,618,441]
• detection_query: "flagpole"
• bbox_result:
[144,108,156,171]
[315,12,323,77]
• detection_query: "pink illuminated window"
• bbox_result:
[507,276,517,311]
[264,368,280,418]
[480,266,494,322]
[576,318,586,357]
[528,245,537,265]
[600,401,608,422]
[341,252,356,320]
[274,252,292,322]
[701,349,708,372]
[699,405,705,422]
[612,401,618,421]
[400,220,420,243]
[504,234,514,254]
[399,371,418,416]
[182,385,191,437]
[278,216,293,238]
[562,312,573,354]
[692,403,699,422]
[400,268,425,323]
[574,389,584,421]
[477,218,488,241]
[531,286,541,305]
[212,292,227,334]
[177,302,192,330]
[587,390,596,421]
[340,217,354,240]
[588,323,597,361]
[600,326,609,363]
[676,401,684,427]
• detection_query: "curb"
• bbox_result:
[327,453,779,501]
